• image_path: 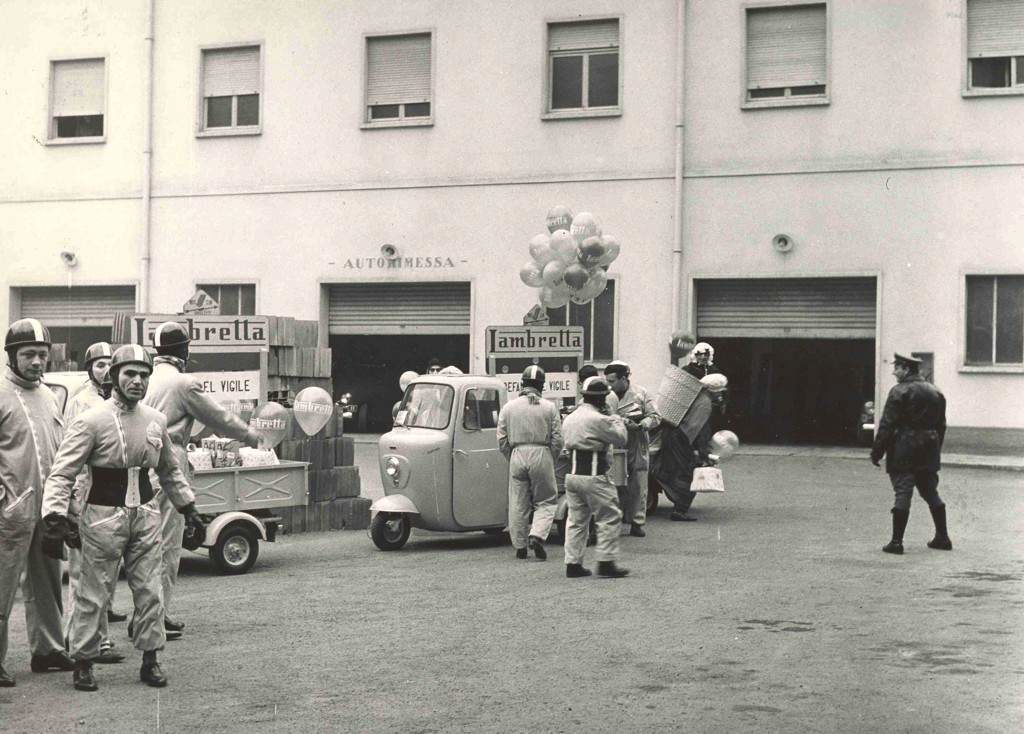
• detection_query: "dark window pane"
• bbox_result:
[971,57,1010,88]
[240,284,256,315]
[371,104,400,120]
[588,53,619,107]
[1017,57,1024,85]
[568,300,592,359]
[791,85,826,96]
[237,94,259,125]
[749,88,786,98]
[592,280,615,361]
[551,55,583,109]
[546,305,568,325]
[995,276,1024,363]
[966,276,995,364]
[405,102,430,117]
[56,115,103,138]
[206,96,232,127]
[218,286,240,316]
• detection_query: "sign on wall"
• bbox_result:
[128,314,269,352]
[485,325,584,400]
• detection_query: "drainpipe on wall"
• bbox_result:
[139,0,155,311]
[670,0,687,334]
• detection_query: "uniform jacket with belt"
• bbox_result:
[562,403,628,453]
[496,389,563,460]
[63,379,105,515]
[0,368,63,514]
[613,383,660,471]
[142,357,252,470]
[42,397,193,517]
[871,374,947,473]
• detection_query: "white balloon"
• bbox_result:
[549,229,578,264]
[528,233,556,266]
[541,259,566,287]
[710,430,740,460]
[399,370,419,391]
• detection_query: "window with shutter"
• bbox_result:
[545,19,621,118]
[196,284,256,316]
[49,58,105,141]
[199,45,261,134]
[364,33,432,126]
[744,4,828,107]
[966,0,1024,92]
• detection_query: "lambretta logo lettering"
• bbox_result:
[488,327,584,354]
[250,418,287,430]
[131,315,269,349]
[293,400,332,415]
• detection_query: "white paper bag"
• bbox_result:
[690,466,725,493]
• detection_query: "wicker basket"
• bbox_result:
[655,365,705,426]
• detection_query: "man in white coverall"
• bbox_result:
[496,365,563,561]
[143,322,259,636]
[603,361,661,538]
[0,319,76,687]
[63,341,125,664]
[41,344,206,691]
[562,376,630,578]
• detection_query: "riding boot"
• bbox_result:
[883,508,909,554]
[926,504,953,550]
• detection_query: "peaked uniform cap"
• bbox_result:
[5,318,51,349]
[153,321,191,348]
[603,360,630,377]
[522,365,546,383]
[893,352,923,366]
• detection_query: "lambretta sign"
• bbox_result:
[486,325,584,400]
[129,314,269,352]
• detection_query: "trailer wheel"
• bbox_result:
[370,512,411,551]
[210,524,259,574]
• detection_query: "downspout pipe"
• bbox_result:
[670,0,687,333]
[139,0,155,311]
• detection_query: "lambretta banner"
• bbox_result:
[485,325,584,400]
[129,314,269,351]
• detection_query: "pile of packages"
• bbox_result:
[187,437,280,470]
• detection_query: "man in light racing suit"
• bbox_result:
[143,322,259,636]
[497,365,563,560]
[0,319,75,687]
[41,345,206,691]
[63,341,125,664]
[561,377,630,578]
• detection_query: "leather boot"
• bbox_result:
[30,649,76,672]
[927,504,953,550]
[107,610,128,623]
[565,563,592,578]
[515,547,528,560]
[140,658,168,688]
[529,536,547,561]
[73,660,98,692]
[0,664,14,687]
[883,508,909,554]
[164,617,185,633]
[596,560,630,578]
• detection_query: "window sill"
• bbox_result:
[959,365,1024,374]
[196,126,262,138]
[742,97,829,110]
[360,119,434,130]
[45,136,106,146]
[542,108,622,121]
[962,87,1024,98]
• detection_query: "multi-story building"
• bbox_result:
[1,0,1021,449]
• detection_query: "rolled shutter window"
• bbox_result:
[746,4,826,91]
[549,19,619,51]
[366,34,431,106]
[203,46,260,97]
[52,58,104,117]
[968,0,1024,58]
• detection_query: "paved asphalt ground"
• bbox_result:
[1,455,1022,733]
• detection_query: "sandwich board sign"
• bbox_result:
[485,325,584,400]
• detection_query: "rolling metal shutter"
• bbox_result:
[202,46,260,97]
[52,58,105,117]
[967,0,1024,57]
[696,278,876,339]
[746,4,827,90]
[20,286,136,327]
[366,34,431,106]
[549,19,619,51]
[328,282,470,335]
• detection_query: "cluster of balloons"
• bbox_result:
[248,386,336,449]
[518,205,620,308]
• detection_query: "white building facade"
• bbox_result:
[1,0,1021,447]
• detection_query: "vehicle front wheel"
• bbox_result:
[370,512,411,551]
[210,524,259,575]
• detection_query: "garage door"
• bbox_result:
[19,285,136,326]
[695,277,876,339]
[328,282,471,335]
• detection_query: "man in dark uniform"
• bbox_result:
[871,353,951,555]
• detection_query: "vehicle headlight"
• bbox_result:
[385,456,401,479]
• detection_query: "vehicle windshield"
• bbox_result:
[400,383,455,429]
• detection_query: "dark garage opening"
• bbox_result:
[330,334,470,433]
[710,338,875,446]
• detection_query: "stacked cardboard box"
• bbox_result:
[265,317,332,404]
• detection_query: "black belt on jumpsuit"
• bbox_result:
[568,449,608,476]
[88,466,154,507]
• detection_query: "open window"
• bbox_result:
[463,388,500,431]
